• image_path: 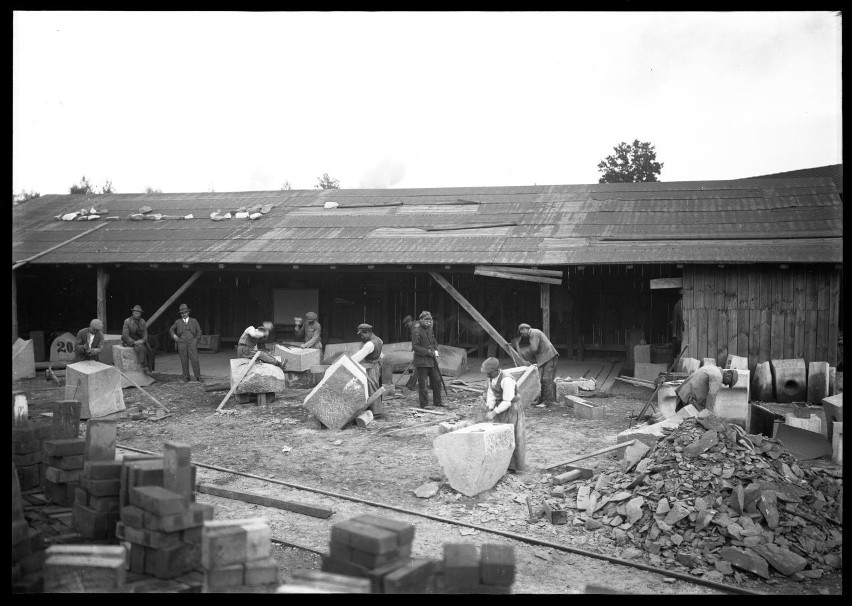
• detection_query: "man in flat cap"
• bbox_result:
[516,323,559,407]
[481,357,527,472]
[122,304,154,375]
[401,314,422,392]
[74,319,104,362]
[351,323,384,410]
[412,311,443,409]
[237,324,287,370]
[294,311,322,350]
[169,303,203,382]
[675,366,739,412]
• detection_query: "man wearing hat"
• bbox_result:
[121,304,154,375]
[412,311,443,409]
[481,357,527,472]
[169,303,203,382]
[351,323,384,402]
[675,366,739,412]
[517,323,559,407]
[401,314,421,392]
[294,312,322,350]
[73,319,104,362]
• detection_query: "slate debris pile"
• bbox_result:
[552,409,843,584]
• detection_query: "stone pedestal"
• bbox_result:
[12,338,36,380]
[503,365,541,409]
[383,342,414,372]
[770,359,806,403]
[112,345,155,388]
[751,361,773,402]
[274,345,321,372]
[65,361,125,419]
[634,344,651,364]
[433,423,515,497]
[303,355,369,430]
[97,335,124,365]
[230,359,286,395]
[436,345,468,377]
[710,369,750,429]
[807,361,830,405]
[50,332,77,364]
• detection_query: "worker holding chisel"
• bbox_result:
[481,357,527,473]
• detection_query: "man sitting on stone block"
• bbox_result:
[350,323,384,396]
[121,305,154,375]
[675,367,738,412]
[481,357,527,473]
[74,319,104,362]
[294,312,322,350]
[516,323,559,407]
[237,325,286,370]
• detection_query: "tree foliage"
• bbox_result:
[144,186,162,194]
[69,175,94,194]
[100,179,115,194]
[280,181,292,190]
[12,190,41,205]
[597,140,663,183]
[314,173,340,189]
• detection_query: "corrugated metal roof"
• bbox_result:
[12,177,843,266]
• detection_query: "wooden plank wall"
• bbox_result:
[682,265,840,370]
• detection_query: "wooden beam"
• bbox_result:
[12,222,109,270]
[196,483,333,519]
[474,268,562,285]
[429,272,526,366]
[425,222,517,232]
[541,283,551,339]
[480,265,563,278]
[544,440,636,471]
[649,277,683,290]
[96,266,110,332]
[146,270,204,327]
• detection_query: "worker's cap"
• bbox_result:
[419,311,433,321]
[178,303,190,313]
[89,319,103,329]
[305,312,318,321]
[518,323,532,332]
[480,357,501,373]
[402,315,413,325]
[723,369,739,386]
[356,323,373,334]
[130,305,144,313]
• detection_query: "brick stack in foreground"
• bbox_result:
[73,419,121,539]
[42,400,84,506]
[43,545,126,592]
[432,543,516,594]
[12,462,46,593]
[201,518,278,592]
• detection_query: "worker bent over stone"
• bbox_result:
[675,367,738,412]
[351,323,384,400]
[74,319,104,362]
[481,357,527,472]
[517,322,559,406]
[237,325,286,370]
[294,311,322,350]
[121,304,154,374]
[412,311,443,408]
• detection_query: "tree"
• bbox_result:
[144,186,162,194]
[314,173,340,189]
[100,179,115,194]
[280,181,292,191]
[597,140,663,183]
[69,176,94,194]
[12,190,40,205]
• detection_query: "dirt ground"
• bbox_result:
[18,372,842,595]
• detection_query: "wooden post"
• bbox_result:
[146,270,204,327]
[97,266,110,332]
[429,272,525,366]
[12,270,18,342]
[541,283,551,339]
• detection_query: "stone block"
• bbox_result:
[44,552,126,592]
[330,520,399,555]
[83,460,123,480]
[383,558,436,594]
[230,358,287,395]
[807,361,830,405]
[13,338,36,381]
[96,334,123,365]
[503,365,541,410]
[73,502,119,539]
[244,556,279,586]
[141,502,212,533]
[43,478,78,506]
[719,547,770,580]
[286,370,317,389]
[274,345,322,372]
[437,344,468,377]
[12,451,42,467]
[444,544,480,587]
[13,439,42,456]
[303,354,370,430]
[65,360,125,419]
[657,381,681,418]
[821,393,842,445]
[480,544,515,586]
[84,493,121,513]
[16,462,42,491]
[569,395,604,420]
[751,543,807,576]
[147,542,199,580]
[116,522,182,549]
[49,332,77,364]
[832,422,842,464]
[45,466,82,484]
[321,342,362,365]
[85,419,117,461]
[52,400,82,440]
[751,361,773,402]
[634,344,651,364]
[112,344,142,373]
[348,514,416,547]
[433,422,515,497]
[679,357,701,375]
[202,518,271,569]
[784,413,822,435]
[130,486,187,516]
[701,358,717,367]
[164,442,193,505]
[635,362,670,382]
[382,342,413,372]
[79,477,121,497]
[556,381,580,399]
[711,369,750,429]
[770,359,806,403]
[725,354,749,370]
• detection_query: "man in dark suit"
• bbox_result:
[402,314,421,392]
[169,303,203,382]
[412,311,443,409]
[74,319,104,362]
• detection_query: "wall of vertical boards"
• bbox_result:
[681,264,841,370]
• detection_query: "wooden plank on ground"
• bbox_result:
[196,484,333,519]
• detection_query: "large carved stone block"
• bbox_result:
[382,342,413,372]
[230,359,286,395]
[12,338,36,381]
[65,361,125,419]
[807,361,830,405]
[50,331,78,364]
[303,355,369,430]
[433,423,515,497]
[436,345,468,377]
[711,369,750,429]
[751,361,773,402]
[503,365,541,410]
[274,345,322,372]
[770,359,806,403]
[112,345,155,388]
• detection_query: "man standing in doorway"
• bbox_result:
[169,303,203,382]
[294,312,322,350]
[74,319,104,362]
[122,305,154,375]
[412,311,444,409]
[517,323,559,407]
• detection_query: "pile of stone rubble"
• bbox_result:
[553,409,842,584]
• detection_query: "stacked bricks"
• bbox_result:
[73,419,120,539]
[117,442,209,580]
[12,462,46,593]
[431,543,515,594]
[201,518,278,592]
[42,400,85,505]
[12,392,52,491]
[322,514,426,593]
[43,545,126,592]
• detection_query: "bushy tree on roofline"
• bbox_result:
[315,173,340,189]
[597,140,664,183]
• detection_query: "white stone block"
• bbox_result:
[711,369,749,429]
[97,334,123,365]
[65,360,125,419]
[751,361,773,402]
[657,381,682,418]
[433,422,515,497]
[12,338,36,380]
[230,359,286,394]
[784,413,822,435]
[50,331,77,363]
[702,358,717,368]
[503,365,541,409]
[303,355,369,430]
[725,354,749,370]
[679,357,701,375]
[770,359,806,403]
[274,345,322,372]
[321,342,362,365]
[634,344,651,364]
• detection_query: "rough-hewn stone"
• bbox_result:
[711,369,749,429]
[230,359,286,395]
[274,345,321,372]
[433,422,515,497]
[503,365,541,410]
[303,355,369,430]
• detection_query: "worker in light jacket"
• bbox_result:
[481,357,527,473]
[169,303,203,382]
[73,319,104,362]
[237,325,287,370]
[517,323,559,407]
[412,311,443,409]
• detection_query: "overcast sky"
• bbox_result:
[12,11,841,195]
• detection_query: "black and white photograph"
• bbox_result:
[12,10,842,595]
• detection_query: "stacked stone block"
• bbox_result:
[40,401,84,505]
[12,462,46,593]
[72,419,120,539]
[43,545,126,592]
[12,420,50,491]
[431,543,515,594]
[201,518,278,592]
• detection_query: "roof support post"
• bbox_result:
[429,271,525,366]
[146,270,205,328]
[540,283,551,339]
[97,266,110,333]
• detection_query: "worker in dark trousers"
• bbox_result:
[412,311,444,409]
[517,323,559,407]
[402,314,422,392]
[169,303,202,382]
[675,367,739,412]
[481,357,527,473]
